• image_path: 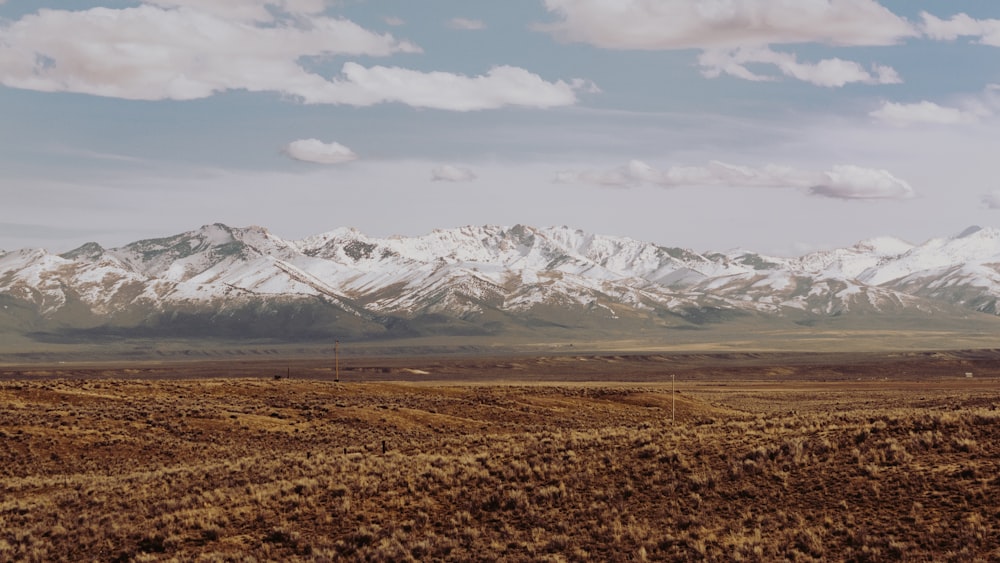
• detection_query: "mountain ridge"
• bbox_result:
[3,223,1000,350]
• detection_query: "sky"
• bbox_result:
[2,0,999,257]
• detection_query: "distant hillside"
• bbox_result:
[4,223,1000,357]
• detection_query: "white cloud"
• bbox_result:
[0,6,418,100]
[431,165,477,182]
[0,6,583,110]
[384,16,405,27]
[965,84,1000,122]
[146,0,327,22]
[809,165,914,200]
[447,17,486,31]
[921,12,1000,47]
[284,139,358,164]
[539,1,912,88]
[870,85,1000,127]
[303,63,585,110]
[540,0,916,50]
[981,191,1000,210]
[553,160,654,188]
[870,101,981,126]
[698,46,901,87]
[556,160,915,200]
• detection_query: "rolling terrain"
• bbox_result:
[1,353,998,560]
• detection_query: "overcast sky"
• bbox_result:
[2,0,999,256]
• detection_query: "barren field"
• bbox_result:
[2,352,999,561]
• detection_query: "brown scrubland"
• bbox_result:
[1,352,999,561]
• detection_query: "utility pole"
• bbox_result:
[335,339,340,383]
[671,373,675,425]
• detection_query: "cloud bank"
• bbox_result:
[284,139,358,164]
[556,160,915,200]
[0,5,584,110]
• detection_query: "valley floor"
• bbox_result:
[1,353,999,561]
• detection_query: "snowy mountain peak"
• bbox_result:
[61,242,106,261]
[853,236,914,256]
[124,223,237,255]
[114,224,245,276]
[957,225,984,239]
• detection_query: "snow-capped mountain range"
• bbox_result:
[3,223,1000,342]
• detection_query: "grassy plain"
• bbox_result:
[2,352,999,561]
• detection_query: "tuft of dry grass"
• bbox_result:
[1,374,999,560]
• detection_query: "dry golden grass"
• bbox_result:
[1,357,999,561]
